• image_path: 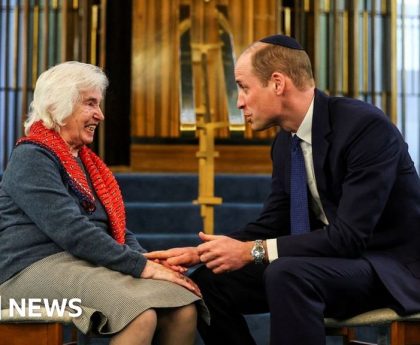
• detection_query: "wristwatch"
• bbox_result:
[251,240,266,264]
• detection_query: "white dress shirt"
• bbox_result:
[266,98,329,261]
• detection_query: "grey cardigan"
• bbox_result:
[0,144,147,285]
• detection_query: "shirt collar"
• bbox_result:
[295,97,314,145]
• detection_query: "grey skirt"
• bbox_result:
[0,252,208,335]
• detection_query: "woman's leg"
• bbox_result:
[110,309,157,345]
[154,303,197,345]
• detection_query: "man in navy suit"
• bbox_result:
[146,34,420,345]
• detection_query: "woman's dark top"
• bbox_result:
[0,144,147,285]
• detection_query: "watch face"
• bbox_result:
[252,240,265,263]
[254,250,264,259]
[252,247,264,260]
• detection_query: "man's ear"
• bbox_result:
[271,72,285,94]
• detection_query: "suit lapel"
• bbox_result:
[311,89,332,208]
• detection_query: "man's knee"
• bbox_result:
[264,257,314,290]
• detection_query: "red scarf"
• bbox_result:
[17,121,126,244]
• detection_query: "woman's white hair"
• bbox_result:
[24,61,109,134]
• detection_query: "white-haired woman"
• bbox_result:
[0,61,207,345]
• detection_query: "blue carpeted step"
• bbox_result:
[215,174,271,203]
[135,233,202,251]
[125,202,263,234]
[117,173,199,202]
[214,203,264,233]
[116,173,271,203]
[125,202,201,233]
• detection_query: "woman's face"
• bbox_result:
[60,89,104,156]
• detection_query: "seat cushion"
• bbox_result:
[325,308,420,327]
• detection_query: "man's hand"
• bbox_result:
[197,232,254,274]
[144,247,200,267]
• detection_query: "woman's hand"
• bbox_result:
[151,259,188,274]
[140,260,202,297]
[145,247,201,267]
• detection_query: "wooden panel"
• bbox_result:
[391,321,420,345]
[131,0,180,138]
[131,144,272,173]
[325,326,357,340]
[131,0,278,140]
[405,323,420,344]
[0,323,63,345]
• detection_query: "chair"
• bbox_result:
[0,307,77,345]
[325,308,420,345]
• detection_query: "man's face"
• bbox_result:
[235,53,279,131]
[60,89,104,155]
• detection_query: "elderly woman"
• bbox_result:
[0,61,206,345]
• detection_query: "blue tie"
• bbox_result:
[290,135,310,234]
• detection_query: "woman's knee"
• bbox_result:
[111,309,158,344]
[176,303,197,324]
[158,303,197,326]
[159,303,197,324]
[131,309,158,331]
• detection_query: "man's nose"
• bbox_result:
[237,95,245,109]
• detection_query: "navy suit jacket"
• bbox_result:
[231,89,420,314]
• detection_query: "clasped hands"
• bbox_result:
[144,232,254,275]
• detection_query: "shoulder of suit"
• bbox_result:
[325,95,390,124]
